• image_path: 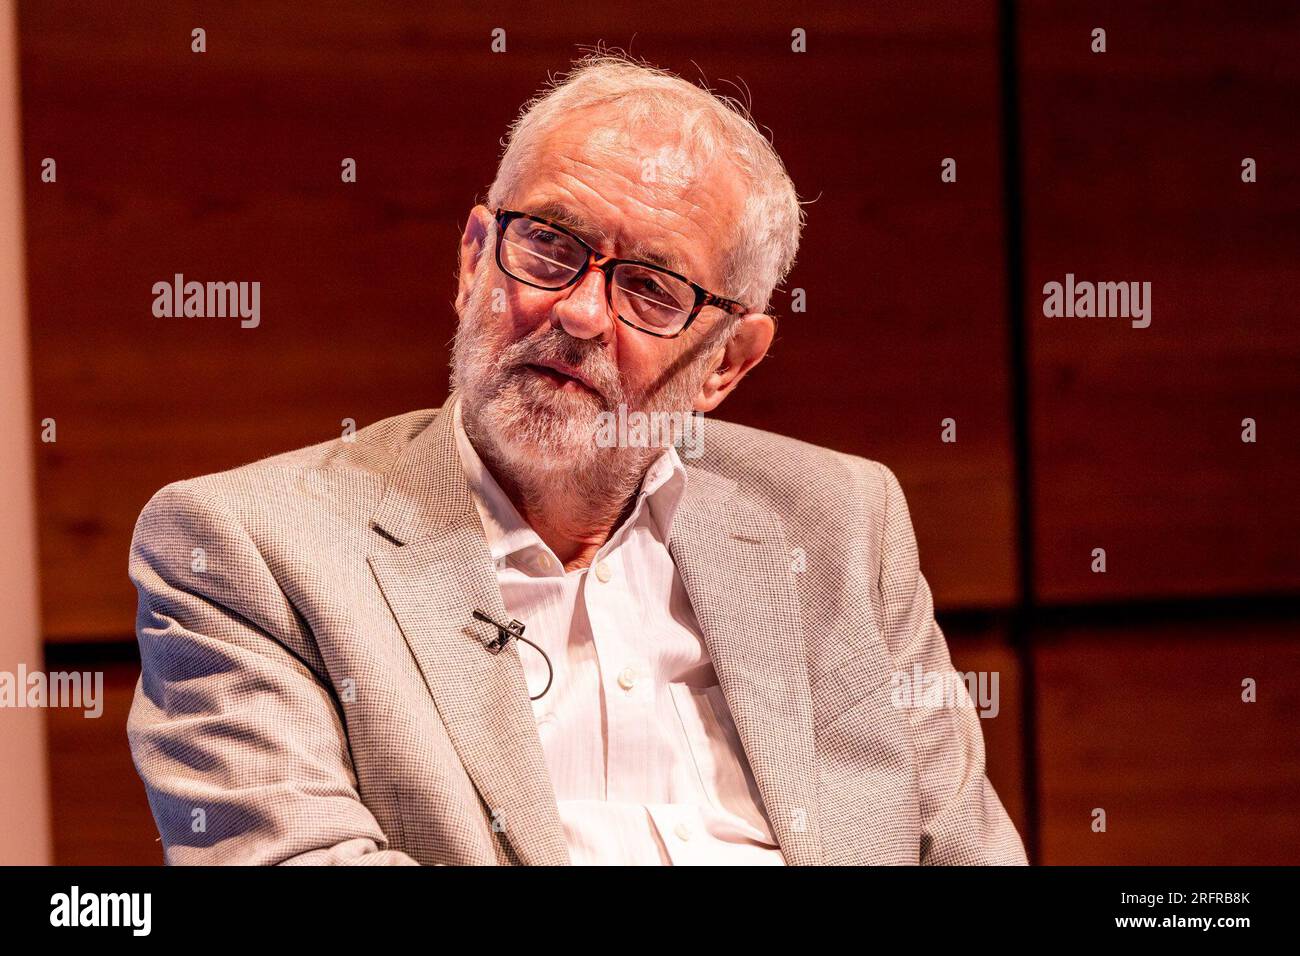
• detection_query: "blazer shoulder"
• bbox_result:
[132,407,442,534]
[699,416,899,511]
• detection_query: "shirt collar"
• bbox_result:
[451,394,688,567]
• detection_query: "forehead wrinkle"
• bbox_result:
[565,156,705,238]
[534,124,732,283]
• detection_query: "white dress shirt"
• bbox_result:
[452,397,785,865]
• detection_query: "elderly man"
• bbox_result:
[127,55,1027,866]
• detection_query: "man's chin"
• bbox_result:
[476,393,605,471]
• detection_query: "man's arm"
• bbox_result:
[126,480,418,865]
[874,463,1029,865]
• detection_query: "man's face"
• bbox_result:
[452,105,754,481]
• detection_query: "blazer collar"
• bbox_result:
[366,398,823,865]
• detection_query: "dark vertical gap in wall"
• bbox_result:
[998,0,1041,863]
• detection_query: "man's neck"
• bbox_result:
[477,443,651,572]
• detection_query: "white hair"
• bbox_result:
[486,53,805,315]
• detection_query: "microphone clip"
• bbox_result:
[471,609,526,653]
[471,608,554,701]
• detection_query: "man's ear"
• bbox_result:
[694,313,775,413]
[455,205,494,313]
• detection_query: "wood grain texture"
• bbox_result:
[45,658,160,865]
[1019,1,1300,603]
[1034,617,1300,865]
[944,620,1028,844]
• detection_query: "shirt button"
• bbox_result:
[674,821,692,842]
[594,561,612,583]
[617,666,638,691]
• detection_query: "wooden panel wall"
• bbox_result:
[1016,1,1300,864]
[1035,618,1300,865]
[1020,0,1300,603]
[43,656,159,865]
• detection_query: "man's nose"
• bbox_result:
[550,267,613,342]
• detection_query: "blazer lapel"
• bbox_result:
[669,467,824,865]
[366,403,570,865]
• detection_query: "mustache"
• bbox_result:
[496,330,623,404]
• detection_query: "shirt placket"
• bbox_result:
[582,533,657,810]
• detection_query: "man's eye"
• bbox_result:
[527,228,561,246]
[636,275,673,300]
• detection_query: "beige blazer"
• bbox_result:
[126,398,1028,865]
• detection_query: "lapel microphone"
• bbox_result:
[471,609,554,701]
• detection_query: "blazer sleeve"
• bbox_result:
[126,480,419,865]
[874,463,1029,865]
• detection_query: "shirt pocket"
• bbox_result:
[668,682,778,844]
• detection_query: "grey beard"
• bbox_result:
[449,265,726,513]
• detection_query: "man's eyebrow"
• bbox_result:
[528,201,608,245]
[526,201,690,277]
[624,241,688,276]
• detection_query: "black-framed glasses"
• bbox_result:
[492,208,748,339]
